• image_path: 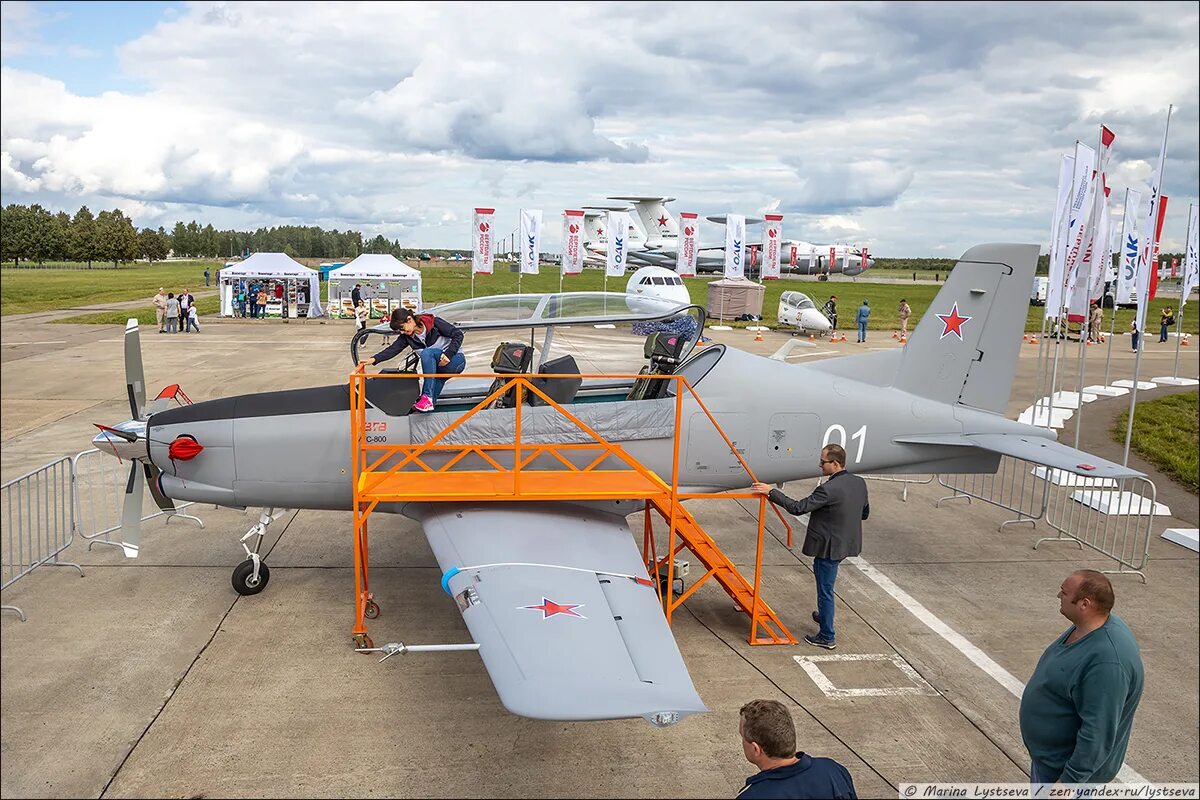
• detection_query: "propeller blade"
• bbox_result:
[120,462,143,558]
[143,463,175,515]
[124,318,146,419]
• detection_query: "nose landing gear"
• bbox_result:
[231,507,289,596]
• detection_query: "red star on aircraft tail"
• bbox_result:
[937,302,972,340]
[657,215,669,227]
[521,598,585,619]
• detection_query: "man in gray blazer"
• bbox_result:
[752,444,869,649]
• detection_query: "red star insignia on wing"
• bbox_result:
[520,598,586,619]
[937,302,972,340]
[657,215,669,227]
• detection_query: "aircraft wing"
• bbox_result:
[410,502,707,724]
[893,433,1145,480]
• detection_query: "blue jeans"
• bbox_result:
[1160,324,1169,342]
[857,321,867,342]
[1030,759,1060,785]
[813,557,841,641]
[418,348,466,403]
[1131,331,1139,351]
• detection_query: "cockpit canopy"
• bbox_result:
[779,291,817,311]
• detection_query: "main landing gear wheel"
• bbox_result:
[232,559,270,595]
[364,599,381,620]
[353,633,374,650]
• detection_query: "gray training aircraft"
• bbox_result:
[92,243,1141,726]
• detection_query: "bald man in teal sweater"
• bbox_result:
[1019,570,1144,784]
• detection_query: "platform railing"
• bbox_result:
[348,366,795,646]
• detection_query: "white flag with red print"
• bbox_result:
[562,210,584,276]
[1045,154,1075,318]
[676,212,698,277]
[1059,141,1097,311]
[1136,108,1171,331]
[1115,189,1141,306]
[762,214,783,279]
[472,208,495,275]
[519,209,542,275]
[606,211,631,277]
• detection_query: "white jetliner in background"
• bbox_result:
[583,197,874,276]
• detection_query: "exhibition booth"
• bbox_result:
[327,255,423,320]
[219,253,324,319]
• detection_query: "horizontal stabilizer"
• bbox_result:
[893,433,1145,480]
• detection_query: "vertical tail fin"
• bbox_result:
[813,244,1038,415]
[609,197,679,243]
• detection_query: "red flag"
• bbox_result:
[1100,125,1116,148]
[1149,196,1168,301]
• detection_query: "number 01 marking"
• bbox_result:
[822,424,867,463]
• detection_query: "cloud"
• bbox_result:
[0,1,1196,256]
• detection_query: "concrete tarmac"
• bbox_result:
[1,308,1197,798]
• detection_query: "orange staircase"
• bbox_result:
[349,367,797,648]
[647,497,795,645]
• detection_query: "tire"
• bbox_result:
[232,559,270,596]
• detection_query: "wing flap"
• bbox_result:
[893,432,1145,480]
[413,502,707,723]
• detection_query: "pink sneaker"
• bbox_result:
[412,394,434,413]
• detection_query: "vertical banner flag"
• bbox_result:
[724,214,746,279]
[829,246,837,273]
[762,214,783,279]
[472,208,495,275]
[1149,196,1168,302]
[1087,190,1112,302]
[1183,203,1199,307]
[789,245,798,269]
[519,209,542,275]
[1045,154,1075,317]
[1059,142,1097,312]
[1135,107,1171,332]
[1069,127,1115,317]
[562,210,584,275]
[677,212,699,277]
[606,210,630,277]
[1116,189,1141,305]
[861,247,869,270]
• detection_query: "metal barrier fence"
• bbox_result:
[71,449,204,552]
[1040,472,1157,582]
[863,473,934,502]
[936,456,1049,530]
[2,457,82,621]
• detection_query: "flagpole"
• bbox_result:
[1172,306,1184,378]
[1122,330,1144,466]
[1101,296,1117,387]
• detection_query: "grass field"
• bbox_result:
[49,296,223,326]
[0,261,219,316]
[3,259,1197,334]
[1113,391,1199,492]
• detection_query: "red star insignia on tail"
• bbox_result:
[937,303,972,340]
[657,215,669,227]
[520,598,585,619]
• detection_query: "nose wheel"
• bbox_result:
[231,507,288,597]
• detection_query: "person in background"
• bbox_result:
[236,284,247,318]
[821,295,838,335]
[256,287,269,318]
[1088,301,1103,343]
[737,699,857,799]
[898,298,911,339]
[351,283,363,310]
[855,299,870,343]
[177,288,194,334]
[185,303,200,333]
[165,292,180,334]
[1019,570,1144,785]
[1160,306,1175,343]
[152,288,167,333]
[1130,320,1140,352]
[203,268,211,287]
[355,300,369,331]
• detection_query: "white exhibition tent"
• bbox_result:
[218,253,324,318]
[327,254,423,318]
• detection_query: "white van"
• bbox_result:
[1031,276,1049,305]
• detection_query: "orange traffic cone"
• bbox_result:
[1086,339,1092,346]
[892,330,898,339]
[1023,333,1029,341]
[899,334,907,343]
[754,329,764,342]
[1183,334,1190,347]
[1030,335,1038,345]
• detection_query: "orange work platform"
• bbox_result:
[348,367,797,649]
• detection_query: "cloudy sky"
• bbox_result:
[1,1,1197,256]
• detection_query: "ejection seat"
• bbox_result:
[487,343,583,408]
[626,332,688,401]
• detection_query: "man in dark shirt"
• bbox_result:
[737,699,857,799]
[752,444,869,649]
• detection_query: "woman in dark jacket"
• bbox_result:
[363,308,465,412]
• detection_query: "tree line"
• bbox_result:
[0,203,370,267]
